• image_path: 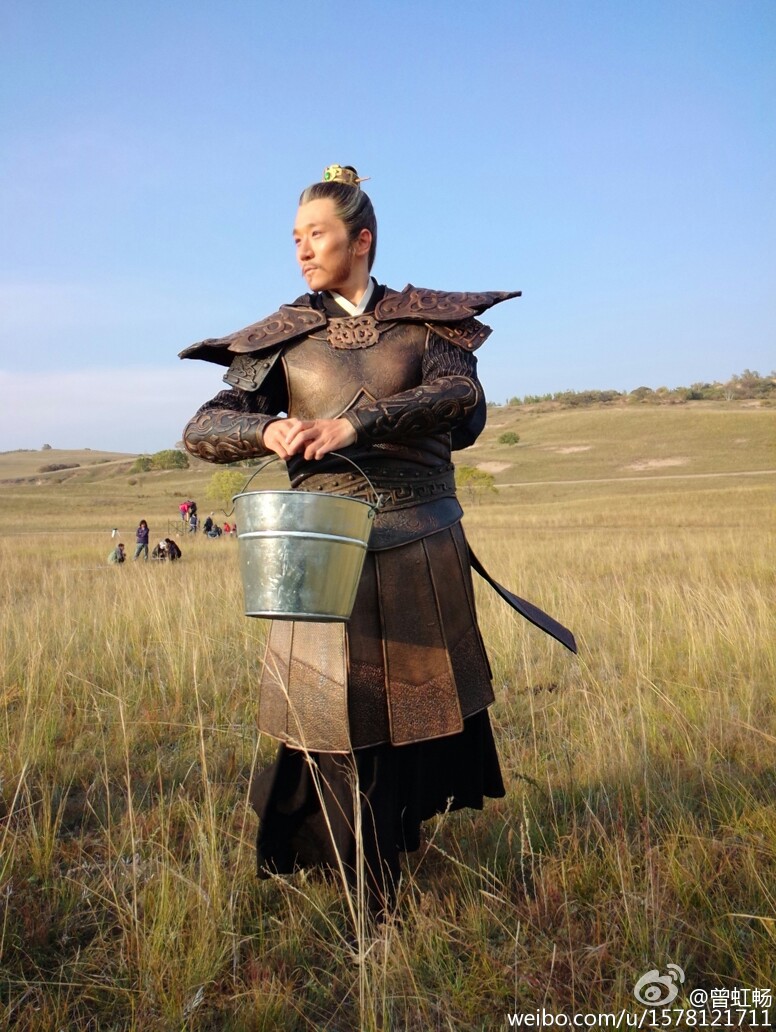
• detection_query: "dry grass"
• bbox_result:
[1,410,775,1029]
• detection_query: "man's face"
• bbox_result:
[293,198,355,293]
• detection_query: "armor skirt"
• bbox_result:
[250,519,504,913]
[257,520,496,751]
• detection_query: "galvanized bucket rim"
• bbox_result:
[232,487,376,513]
[230,452,384,515]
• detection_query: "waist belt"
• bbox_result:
[296,463,457,511]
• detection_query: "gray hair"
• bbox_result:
[299,168,377,270]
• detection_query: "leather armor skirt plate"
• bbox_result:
[257,520,495,752]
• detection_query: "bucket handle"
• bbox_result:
[228,452,384,515]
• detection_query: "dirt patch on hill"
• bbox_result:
[476,462,512,474]
[554,446,592,454]
[625,457,689,471]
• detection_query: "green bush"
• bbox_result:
[456,465,498,504]
[151,449,189,470]
[498,431,519,445]
[129,450,189,474]
[206,469,251,511]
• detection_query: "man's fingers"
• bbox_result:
[284,422,316,448]
[280,419,355,460]
[306,443,327,461]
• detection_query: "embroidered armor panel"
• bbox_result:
[325,315,381,349]
[222,350,283,390]
[179,305,325,361]
[374,285,521,322]
[282,318,426,420]
[428,317,492,351]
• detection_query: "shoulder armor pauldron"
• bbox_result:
[180,302,325,364]
[426,317,492,352]
[374,285,520,322]
[374,285,519,352]
[222,350,283,391]
[226,305,326,354]
[179,285,520,365]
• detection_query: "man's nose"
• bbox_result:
[297,236,314,260]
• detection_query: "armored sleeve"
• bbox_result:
[182,360,289,464]
[343,330,486,448]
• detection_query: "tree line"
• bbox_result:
[503,369,775,408]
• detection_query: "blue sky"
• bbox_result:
[2,0,774,452]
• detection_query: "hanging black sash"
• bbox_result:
[468,547,577,654]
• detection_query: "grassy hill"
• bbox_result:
[470,402,775,484]
[0,448,135,479]
[1,403,772,534]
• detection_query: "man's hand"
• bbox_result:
[263,417,357,461]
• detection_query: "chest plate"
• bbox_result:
[282,316,427,420]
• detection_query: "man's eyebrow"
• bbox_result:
[292,221,323,236]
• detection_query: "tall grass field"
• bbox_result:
[1,404,774,1030]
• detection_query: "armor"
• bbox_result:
[180,283,574,753]
[178,284,519,365]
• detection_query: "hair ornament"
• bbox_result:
[322,164,370,188]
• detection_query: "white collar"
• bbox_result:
[329,277,375,317]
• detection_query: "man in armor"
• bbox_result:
[180,165,574,921]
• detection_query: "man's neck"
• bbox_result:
[331,263,371,307]
[329,277,375,317]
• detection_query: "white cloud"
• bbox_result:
[1,364,226,453]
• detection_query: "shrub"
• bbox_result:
[498,431,520,445]
[129,450,189,474]
[206,469,250,511]
[151,449,189,470]
[456,465,498,504]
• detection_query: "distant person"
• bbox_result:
[207,523,223,538]
[188,500,198,519]
[179,501,189,524]
[133,519,150,560]
[165,537,182,560]
[108,542,126,564]
[151,539,168,560]
[188,513,198,533]
[223,521,231,535]
[203,514,214,534]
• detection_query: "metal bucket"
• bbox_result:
[233,458,378,621]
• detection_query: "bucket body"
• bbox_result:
[233,489,375,621]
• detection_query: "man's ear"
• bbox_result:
[353,228,372,258]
